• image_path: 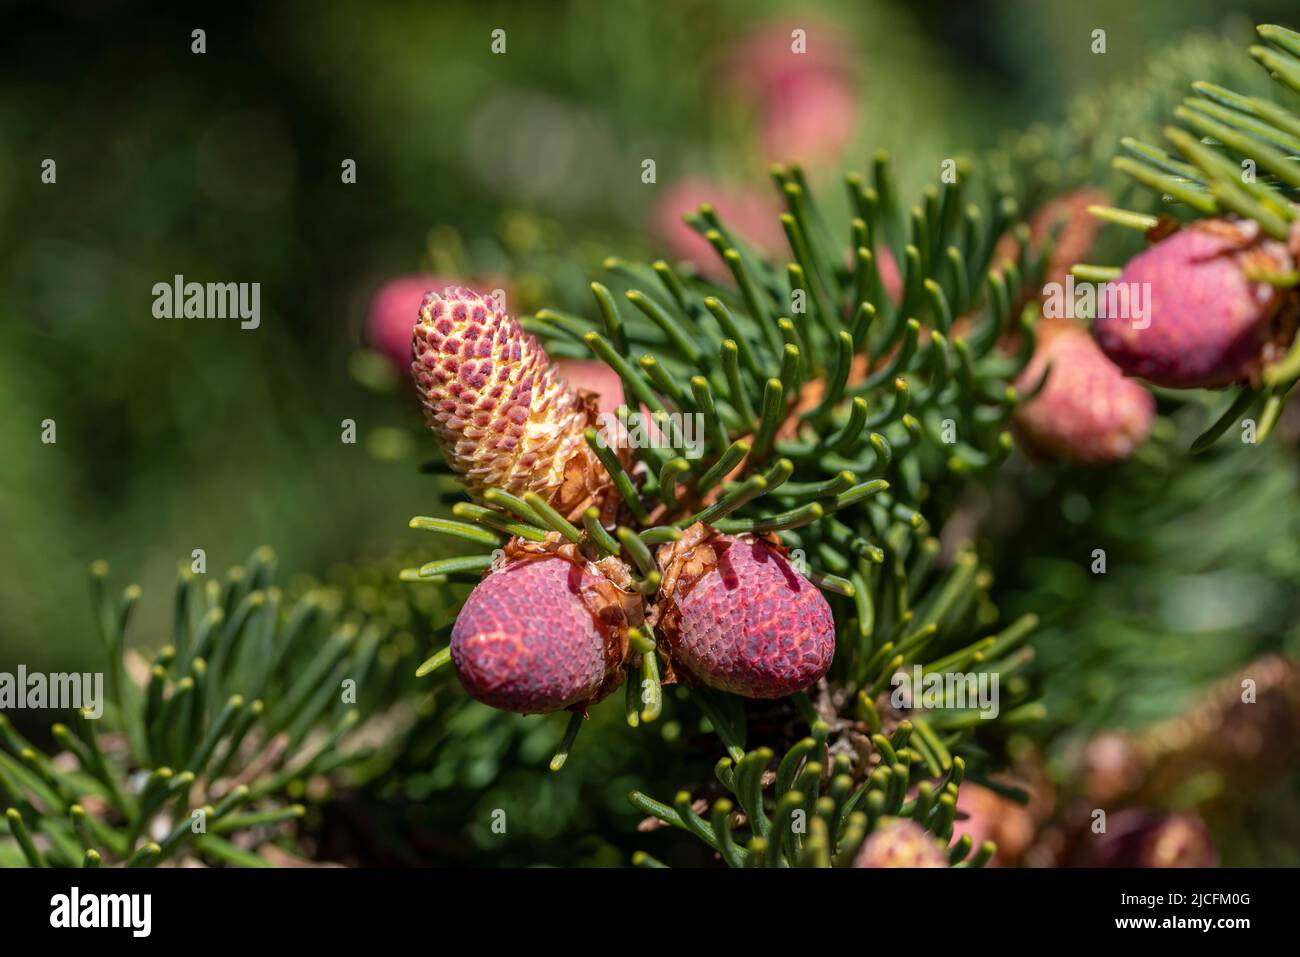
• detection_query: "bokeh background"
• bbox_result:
[3,0,1299,865]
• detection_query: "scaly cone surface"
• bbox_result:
[412,287,607,514]
[368,274,452,370]
[452,559,612,713]
[1094,220,1295,389]
[450,536,641,714]
[652,525,834,699]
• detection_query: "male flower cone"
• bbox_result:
[412,286,607,514]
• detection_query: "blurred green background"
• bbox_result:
[3,0,1298,865]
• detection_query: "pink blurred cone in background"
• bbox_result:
[366,274,451,370]
[726,18,859,169]
[1086,811,1218,868]
[1013,319,1155,465]
[762,73,857,168]
[553,359,625,416]
[653,178,783,283]
[951,783,1037,867]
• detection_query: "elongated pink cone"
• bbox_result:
[1013,319,1154,464]
[653,526,834,699]
[1094,220,1294,389]
[853,819,947,868]
[412,287,606,513]
[451,559,613,714]
[367,274,449,369]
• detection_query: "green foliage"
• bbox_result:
[1000,414,1300,739]
[991,25,1283,215]
[0,549,425,867]
[415,169,1042,622]
[630,724,997,868]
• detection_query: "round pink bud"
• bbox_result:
[451,559,610,714]
[658,535,834,699]
[1094,220,1293,389]
[1014,319,1155,464]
